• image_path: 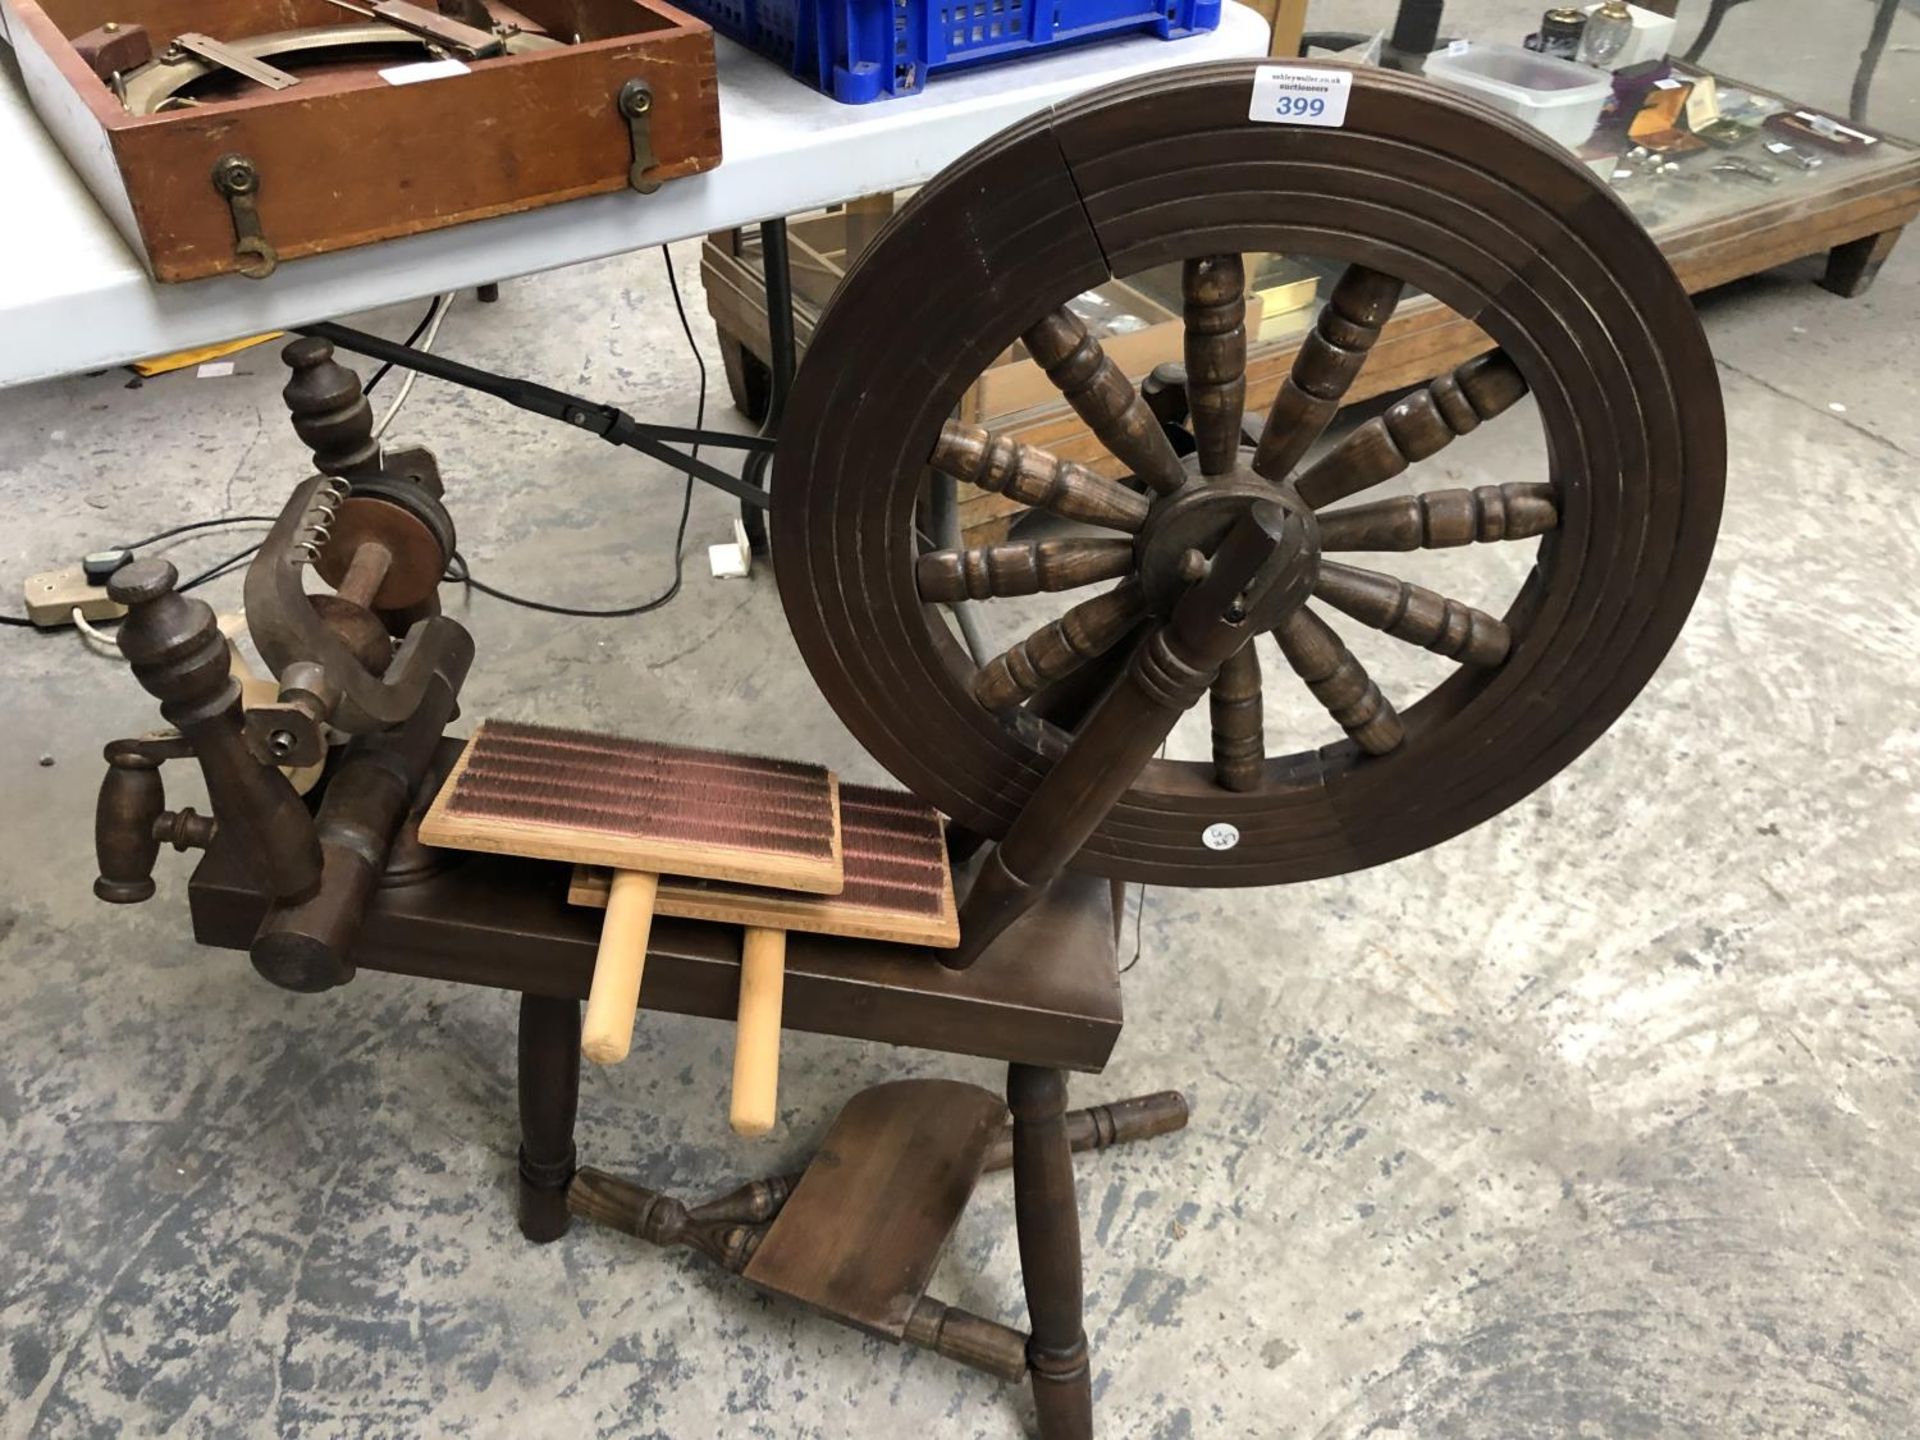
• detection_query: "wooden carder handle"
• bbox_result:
[582,869,659,1065]
[729,926,787,1137]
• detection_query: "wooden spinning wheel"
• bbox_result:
[776,61,1726,889]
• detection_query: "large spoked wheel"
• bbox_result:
[776,61,1725,888]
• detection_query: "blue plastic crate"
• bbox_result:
[692,0,1223,103]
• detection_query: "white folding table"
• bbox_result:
[0,4,1268,389]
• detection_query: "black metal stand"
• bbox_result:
[1683,0,1898,126]
[739,218,796,556]
[1302,0,1446,69]
[1851,0,1900,125]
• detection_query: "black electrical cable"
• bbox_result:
[362,297,443,398]
[444,246,706,619]
[1119,736,1169,976]
[1120,883,1148,975]
[117,514,277,550]
[179,541,264,592]
[1,527,271,629]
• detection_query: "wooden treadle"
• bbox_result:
[743,1079,1005,1338]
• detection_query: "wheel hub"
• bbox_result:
[1135,465,1320,617]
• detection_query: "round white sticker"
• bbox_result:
[1202,822,1241,852]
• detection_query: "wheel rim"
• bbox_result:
[776,61,1725,887]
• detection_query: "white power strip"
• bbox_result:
[22,565,127,628]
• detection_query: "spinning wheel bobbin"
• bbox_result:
[288,478,454,684]
[314,480,453,615]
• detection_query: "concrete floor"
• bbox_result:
[3,5,1919,1437]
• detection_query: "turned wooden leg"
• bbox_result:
[1009,1064,1093,1440]
[1823,227,1904,299]
[983,1091,1189,1174]
[518,992,581,1243]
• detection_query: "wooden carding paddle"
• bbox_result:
[418,720,842,1076]
[570,783,959,1135]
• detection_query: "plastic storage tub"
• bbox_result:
[690,0,1223,103]
[1422,41,1612,148]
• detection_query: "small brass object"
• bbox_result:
[211,153,279,280]
[171,32,302,89]
[619,79,661,194]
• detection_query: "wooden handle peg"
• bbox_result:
[729,926,787,1138]
[582,869,659,1065]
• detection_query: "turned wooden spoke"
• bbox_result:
[1314,560,1512,667]
[930,421,1150,533]
[1253,264,1405,484]
[1295,352,1530,508]
[1023,309,1187,496]
[1318,482,1558,551]
[1182,254,1247,477]
[1272,607,1404,755]
[973,580,1147,712]
[1208,643,1264,791]
[916,537,1135,604]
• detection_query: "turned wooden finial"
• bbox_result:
[282,337,380,478]
[108,560,323,902]
[110,560,237,726]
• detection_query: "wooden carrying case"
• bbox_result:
[5,0,721,281]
